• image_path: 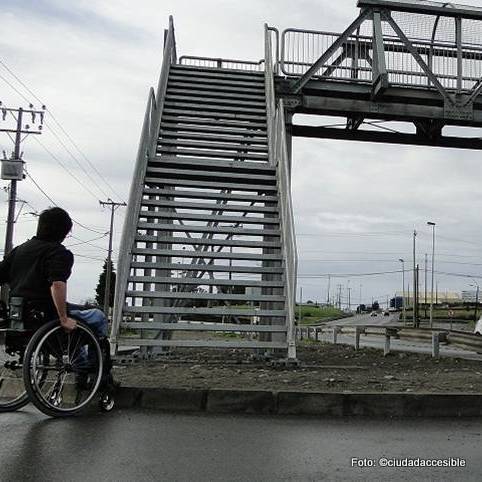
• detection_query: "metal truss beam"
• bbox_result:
[357,0,482,20]
[290,8,371,94]
[292,124,482,150]
[382,10,455,105]
[372,11,388,99]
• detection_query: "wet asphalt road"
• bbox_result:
[1,407,482,481]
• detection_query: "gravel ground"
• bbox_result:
[114,340,482,393]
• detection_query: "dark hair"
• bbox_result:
[36,207,73,242]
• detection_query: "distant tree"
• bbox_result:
[306,300,314,304]
[372,301,380,311]
[95,259,116,308]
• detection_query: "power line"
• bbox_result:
[0,58,125,203]
[43,121,111,199]
[32,136,102,202]
[24,169,106,235]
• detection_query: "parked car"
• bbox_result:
[370,311,377,317]
[383,310,390,316]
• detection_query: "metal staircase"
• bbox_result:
[111,18,297,358]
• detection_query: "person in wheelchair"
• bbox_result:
[0,207,115,391]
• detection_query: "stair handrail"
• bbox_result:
[264,24,276,166]
[265,23,297,358]
[111,16,177,348]
[275,100,298,359]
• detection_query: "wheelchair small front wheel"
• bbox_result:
[23,320,103,417]
[0,342,29,412]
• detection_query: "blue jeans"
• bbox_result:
[69,308,108,338]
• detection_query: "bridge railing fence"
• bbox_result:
[279,26,482,92]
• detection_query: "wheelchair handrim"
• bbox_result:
[28,324,103,413]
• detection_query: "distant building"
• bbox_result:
[394,291,461,304]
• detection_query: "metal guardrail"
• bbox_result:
[296,324,482,358]
[111,16,177,349]
[179,55,264,71]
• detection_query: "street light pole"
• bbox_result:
[427,222,436,328]
[412,230,417,327]
[399,258,406,325]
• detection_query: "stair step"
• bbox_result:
[164,101,265,115]
[150,156,274,173]
[159,139,268,153]
[165,94,266,109]
[146,167,275,183]
[123,306,286,316]
[140,199,278,213]
[121,322,287,333]
[162,109,266,123]
[169,66,265,82]
[144,177,277,192]
[143,188,278,203]
[125,291,285,302]
[132,247,281,260]
[166,87,265,101]
[160,125,267,140]
[137,223,280,237]
[161,115,267,130]
[172,64,265,76]
[135,236,279,247]
[116,339,288,350]
[168,80,265,95]
[128,276,284,288]
[135,235,280,248]
[156,148,268,161]
[139,211,280,225]
[128,276,284,287]
[130,261,284,274]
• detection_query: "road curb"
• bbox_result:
[116,386,482,417]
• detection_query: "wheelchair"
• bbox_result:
[0,298,115,417]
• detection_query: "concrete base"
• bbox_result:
[115,385,482,417]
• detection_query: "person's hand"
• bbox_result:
[60,317,77,332]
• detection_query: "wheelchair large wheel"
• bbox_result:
[0,337,29,412]
[23,320,103,417]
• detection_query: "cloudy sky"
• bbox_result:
[1,0,482,306]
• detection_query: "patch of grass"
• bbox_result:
[295,305,345,325]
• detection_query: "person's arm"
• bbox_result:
[50,281,77,331]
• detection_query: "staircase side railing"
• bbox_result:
[111,16,177,348]
[264,24,277,167]
[265,25,298,359]
[275,101,298,359]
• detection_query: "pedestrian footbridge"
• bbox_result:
[110,0,482,359]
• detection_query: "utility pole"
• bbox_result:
[1,104,45,303]
[99,199,126,316]
[347,286,351,311]
[1,105,45,255]
[326,275,331,305]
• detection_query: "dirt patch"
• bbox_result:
[114,341,482,393]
